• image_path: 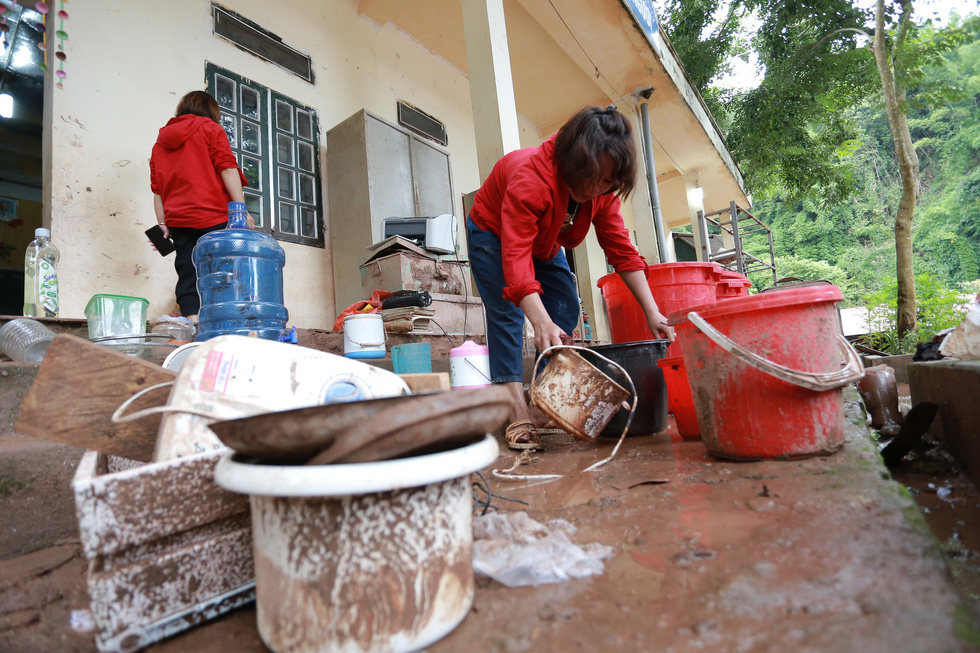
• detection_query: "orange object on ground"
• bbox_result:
[332,289,393,331]
[657,355,700,439]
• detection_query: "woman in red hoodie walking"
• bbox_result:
[150,90,249,320]
[468,105,673,450]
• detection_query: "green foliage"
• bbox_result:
[725,0,876,200]
[736,19,980,314]
[656,4,980,321]
[862,273,968,354]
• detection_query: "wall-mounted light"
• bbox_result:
[0,93,13,119]
[691,185,704,204]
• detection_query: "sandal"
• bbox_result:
[505,419,542,450]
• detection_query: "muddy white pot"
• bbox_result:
[214,435,499,653]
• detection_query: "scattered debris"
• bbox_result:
[939,295,980,360]
[69,609,95,634]
[857,364,903,436]
[472,512,615,587]
[606,478,671,491]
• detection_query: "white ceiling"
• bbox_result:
[357,0,748,221]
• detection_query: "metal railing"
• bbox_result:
[697,201,777,285]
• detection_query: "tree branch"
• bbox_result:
[798,27,871,65]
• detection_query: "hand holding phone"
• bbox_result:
[145,224,176,256]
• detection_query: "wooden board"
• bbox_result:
[399,372,451,393]
[14,334,175,462]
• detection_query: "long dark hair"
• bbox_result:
[175,90,222,124]
[554,106,637,199]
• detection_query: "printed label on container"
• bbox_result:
[201,351,233,394]
[39,260,58,314]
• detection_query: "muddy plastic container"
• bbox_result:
[529,347,632,441]
[669,286,864,460]
[588,340,668,437]
[215,436,499,653]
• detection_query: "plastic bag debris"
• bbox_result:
[472,511,615,587]
[939,295,980,360]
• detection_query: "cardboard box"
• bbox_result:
[428,293,485,337]
[360,251,471,297]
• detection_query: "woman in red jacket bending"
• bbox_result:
[467,105,673,450]
[150,90,249,321]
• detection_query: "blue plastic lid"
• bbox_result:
[324,382,362,404]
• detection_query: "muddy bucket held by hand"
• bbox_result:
[670,286,864,460]
[529,346,634,442]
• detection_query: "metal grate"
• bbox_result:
[397,101,448,146]
[212,4,314,83]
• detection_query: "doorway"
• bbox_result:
[0,0,45,315]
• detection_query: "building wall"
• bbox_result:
[48,0,492,327]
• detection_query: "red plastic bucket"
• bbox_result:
[657,356,699,439]
[669,286,864,460]
[597,263,720,344]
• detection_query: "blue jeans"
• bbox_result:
[466,216,579,383]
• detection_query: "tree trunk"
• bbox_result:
[873,0,919,341]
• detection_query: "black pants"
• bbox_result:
[170,222,227,316]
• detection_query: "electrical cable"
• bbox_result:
[546,0,624,103]
[545,1,689,178]
[427,317,457,349]
[471,471,529,515]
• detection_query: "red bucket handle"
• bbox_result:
[687,312,865,392]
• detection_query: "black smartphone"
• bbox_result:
[145,224,176,256]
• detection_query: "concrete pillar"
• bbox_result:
[461,0,521,183]
[685,178,708,262]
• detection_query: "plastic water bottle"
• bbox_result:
[23,228,60,317]
[193,202,288,341]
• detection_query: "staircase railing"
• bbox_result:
[697,201,777,285]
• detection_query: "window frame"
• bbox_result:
[205,62,324,248]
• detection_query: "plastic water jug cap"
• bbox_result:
[324,381,363,404]
[35,228,50,238]
[449,340,488,358]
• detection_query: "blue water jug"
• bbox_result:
[193,202,288,341]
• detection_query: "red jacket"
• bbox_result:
[470,135,647,306]
[150,115,248,229]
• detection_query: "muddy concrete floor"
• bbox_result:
[2,391,979,652]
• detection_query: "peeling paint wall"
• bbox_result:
[47,0,485,326]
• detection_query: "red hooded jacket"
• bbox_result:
[150,114,248,229]
[469,135,646,306]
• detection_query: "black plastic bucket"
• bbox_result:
[587,339,669,437]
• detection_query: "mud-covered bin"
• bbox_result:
[215,435,500,653]
[669,286,864,460]
[588,340,669,437]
